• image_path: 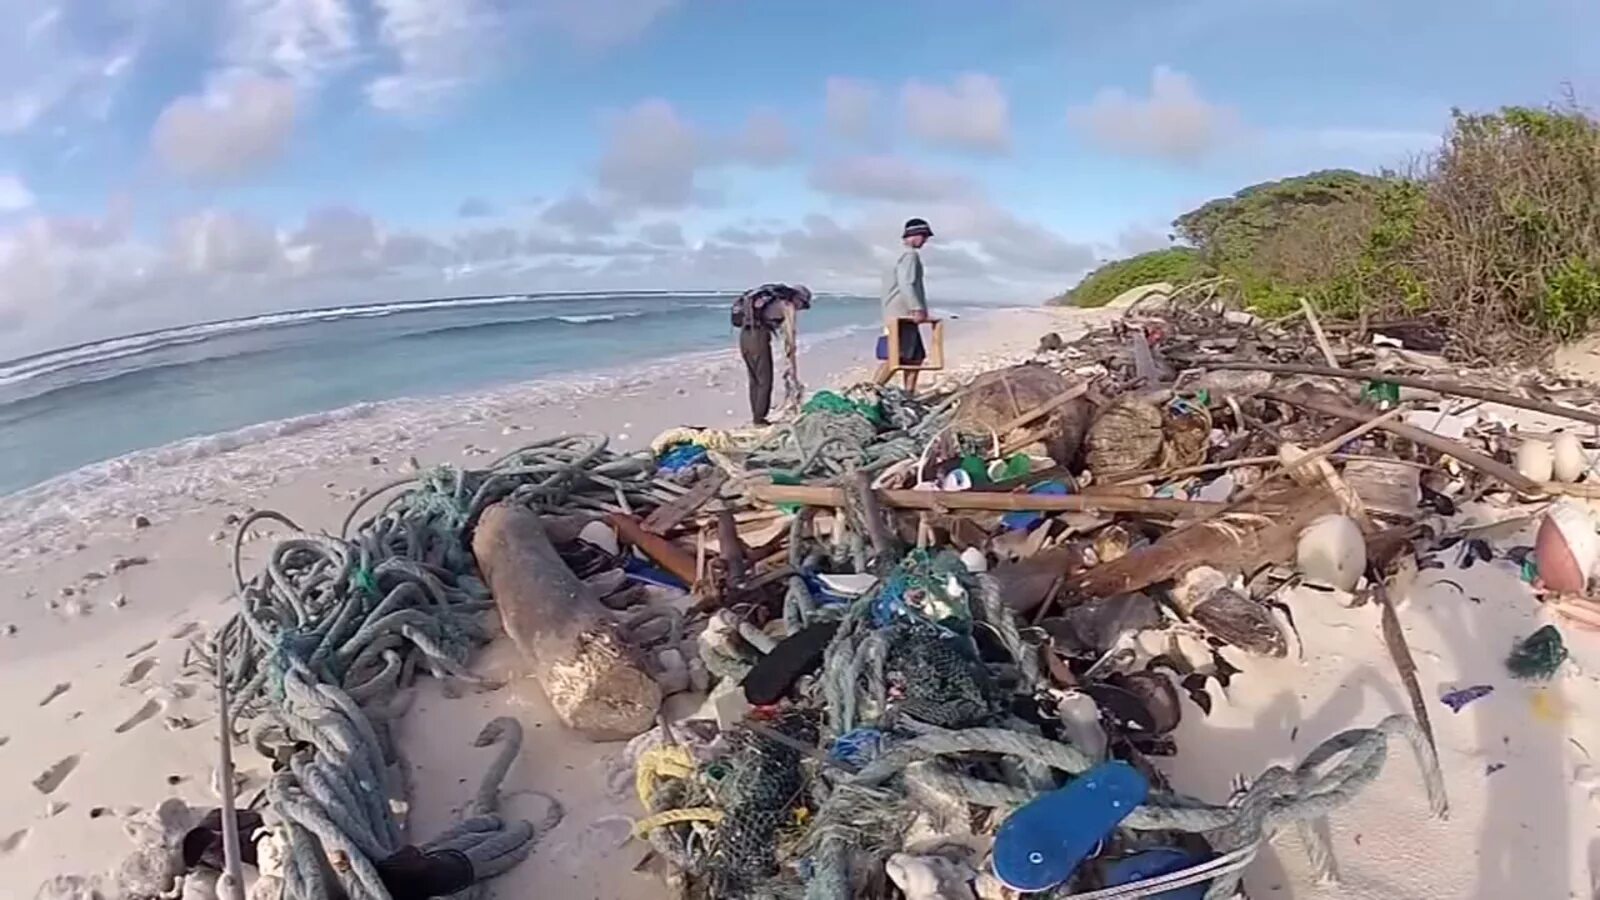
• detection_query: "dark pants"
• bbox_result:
[740,327,774,423]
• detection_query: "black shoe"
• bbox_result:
[753,418,771,427]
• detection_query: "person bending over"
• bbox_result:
[874,217,934,394]
[732,283,811,426]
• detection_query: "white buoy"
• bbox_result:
[1296,514,1366,591]
[1517,438,1555,483]
[959,546,989,573]
[1553,432,1587,483]
[1537,499,1600,593]
[577,520,620,556]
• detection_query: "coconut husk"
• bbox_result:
[951,364,1091,468]
[1084,398,1164,478]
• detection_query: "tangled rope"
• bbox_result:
[202,434,679,900]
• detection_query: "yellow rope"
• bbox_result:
[635,745,697,809]
[632,807,725,838]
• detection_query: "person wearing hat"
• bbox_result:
[731,282,812,426]
[875,217,934,393]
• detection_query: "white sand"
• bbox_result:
[7,305,1600,900]
[0,308,1081,898]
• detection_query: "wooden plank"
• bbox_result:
[641,470,727,535]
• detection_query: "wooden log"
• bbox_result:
[1259,389,1538,492]
[747,482,1291,516]
[473,503,661,740]
[1064,485,1342,598]
[641,471,727,535]
[609,513,698,585]
[1195,359,1600,427]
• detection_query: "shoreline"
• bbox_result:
[0,310,1038,576]
[0,306,1086,897]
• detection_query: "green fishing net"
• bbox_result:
[1507,624,1568,680]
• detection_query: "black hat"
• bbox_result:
[902,218,934,239]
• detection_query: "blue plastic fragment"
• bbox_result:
[657,443,709,473]
[829,728,885,767]
[1000,481,1071,532]
[622,556,687,589]
[1100,847,1212,899]
[992,760,1149,892]
[1440,684,1494,712]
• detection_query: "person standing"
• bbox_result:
[874,217,934,394]
[732,283,811,426]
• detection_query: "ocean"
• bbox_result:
[0,291,903,499]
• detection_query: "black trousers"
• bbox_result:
[739,327,774,423]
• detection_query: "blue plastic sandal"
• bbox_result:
[992,760,1149,892]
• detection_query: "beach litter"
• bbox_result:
[52,289,1600,900]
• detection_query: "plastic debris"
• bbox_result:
[1507,625,1569,680]
[1439,684,1494,712]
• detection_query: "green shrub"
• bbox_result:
[1054,247,1210,308]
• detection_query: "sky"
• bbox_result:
[0,0,1595,359]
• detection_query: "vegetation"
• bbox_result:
[1056,101,1600,360]
[1056,247,1210,308]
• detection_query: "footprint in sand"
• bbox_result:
[0,828,27,854]
[124,640,157,659]
[169,622,201,640]
[32,755,81,794]
[0,735,9,747]
[38,683,71,707]
[121,658,157,686]
[114,700,162,734]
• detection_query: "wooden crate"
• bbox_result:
[887,318,946,372]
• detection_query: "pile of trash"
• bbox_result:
[89,294,1600,900]
[544,296,1600,898]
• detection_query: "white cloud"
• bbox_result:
[639,221,684,246]
[596,99,707,208]
[366,0,501,113]
[1069,66,1239,163]
[1116,225,1171,256]
[169,210,281,275]
[453,226,524,263]
[730,108,796,166]
[0,1,148,133]
[825,77,877,143]
[902,73,1011,155]
[222,0,359,88]
[0,175,35,213]
[287,206,381,275]
[808,155,977,203]
[540,192,618,235]
[151,76,297,179]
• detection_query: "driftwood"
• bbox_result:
[1064,485,1343,598]
[1197,359,1600,427]
[641,470,727,534]
[748,483,1293,516]
[474,503,661,740]
[610,513,699,585]
[1260,389,1538,492]
[990,546,1092,614]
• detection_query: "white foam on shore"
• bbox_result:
[0,321,884,566]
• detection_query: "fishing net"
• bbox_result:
[887,624,993,728]
[706,713,819,894]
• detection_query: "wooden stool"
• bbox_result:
[884,317,946,373]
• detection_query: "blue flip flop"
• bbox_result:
[1100,847,1213,899]
[992,760,1149,892]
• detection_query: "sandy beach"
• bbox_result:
[0,307,1083,898]
[7,303,1600,900]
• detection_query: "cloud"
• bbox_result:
[775,214,876,276]
[151,76,296,179]
[970,206,1097,273]
[222,0,360,89]
[825,77,877,143]
[382,231,449,266]
[596,99,708,208]
[169,210,282,275]
[540,192,618,235]
[730,108,796,166]
[366,0,501,113]
[287,206,381,275]
[453,227,523,263]
[639,221,685,246]
[458,197,498,218]
[714,225,777,246]
[902,73,1011,155]
[0,175,35,213]
[1069,66,1239,163]
[808,155,977,203]
[0,2,146,132]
